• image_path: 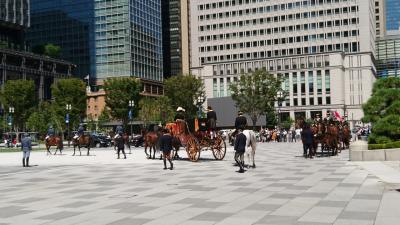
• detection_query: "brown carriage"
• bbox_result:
[165,119,226,162]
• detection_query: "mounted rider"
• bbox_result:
[314,113,322,125]
[45,125,55,141]
[114,125,124,139]
[74,124,85,141]
[232,111,247,139]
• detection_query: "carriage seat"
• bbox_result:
[166,121,188,136]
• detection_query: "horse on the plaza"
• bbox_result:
[112,133,131,154]
[339,123,351,150]
[324,123,340,156]
[166,121,189,160]
[142,128,162,159]
[72,134,93,156]
[243,130,257,168]
[45,136,64,155]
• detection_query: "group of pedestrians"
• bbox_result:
[259,128,302,143]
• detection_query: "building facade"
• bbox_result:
[386,0,400,33]
[28,0,95,79]
[190,0,377,128]
[0,0,30,50]
[94,0,163,82]
[376,34,400,77]
[375,0,386,37]
[161,0,190,78]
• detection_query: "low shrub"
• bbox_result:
[368,141,400,150]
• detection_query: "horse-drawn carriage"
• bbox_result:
[165,118,226,162]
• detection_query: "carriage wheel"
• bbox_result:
[186,138,200,162]
[212,136,226,160]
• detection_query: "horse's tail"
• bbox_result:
[59,139,64,150]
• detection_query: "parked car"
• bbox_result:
[91,134,112,147]
[131,134,144,147]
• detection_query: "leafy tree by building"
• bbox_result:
[51,78,87,131]
[229,69,285,130]
[0,80,37,131]
[164,75,205,120]
[104,77,141,127]
[138,96,175,126]
[362,77,400,144]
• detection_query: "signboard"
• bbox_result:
[128,110,132,120]
[65,113,69,124]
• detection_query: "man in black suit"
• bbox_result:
[234,129,247,173]
[301,123,314,158]
[206,106,217,139]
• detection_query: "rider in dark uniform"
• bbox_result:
[46,126,55,141]
[206,106,217,139]
[21,133,32,167]
[235,111,247,131]
[174,107,186,121]
[115,125,123,138]
[75,124,84,140]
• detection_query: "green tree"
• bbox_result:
[280,118,295,130]
[363,77,400,143]
[1,80,38,131]
[229,69,284,130]
[138,96,175,126]
[44,44,61,58]
[51,78,87,131]
[164,75,205,120]
[104,77,141,127]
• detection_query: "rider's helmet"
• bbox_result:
[238,111,243,116]
[177,107,185,112]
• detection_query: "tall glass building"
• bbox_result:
[95,0,163,81]
[377,35,400,77]
[386,0,400,31]
[27,0,95,78]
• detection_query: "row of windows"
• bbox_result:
[201,42,359,65]
[198,0,352,11]
[199,18,359,33]
[198,5,358,23]
[200,30,359,52]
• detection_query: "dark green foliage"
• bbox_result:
[229,69,284,129]
[363,77,400,144]
[104,77,141,127]
[51,78,87,130]
[138,96,174,125]
[164,75,205,120]
[1,80,37,131]
[32,44,62,58]
[368,141,400,150]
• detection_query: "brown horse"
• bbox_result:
[72,135,93,156]
[143,128,161,159]
[324,123,339,156]
[45,136,64,155]
[166,121,189,159]
[339,124,351,150]
[112,133,131,154]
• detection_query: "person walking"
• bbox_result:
[291,129,296,142]
[21,133,32,167]
[116,133,126,159]
[159,128,174,170]
[301,124,314,158]
[206,106,217,139]
[234,129,247,173]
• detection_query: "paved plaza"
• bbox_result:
[1,142,400,225]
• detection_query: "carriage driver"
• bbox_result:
[174,107,186,121]
[314,113,322,124]
[74,124,85,140]
[45,125,55,141]
[235,111,247,131]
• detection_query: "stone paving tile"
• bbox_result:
[0,142,389,225]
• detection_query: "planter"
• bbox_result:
[350,142,400,161]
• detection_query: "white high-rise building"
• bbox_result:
[190,0,377,128]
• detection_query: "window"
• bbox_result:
[309,98,314,105]
[325,70,330,94]
[326,96,331,105]
[213,78,218,97]
[318,97,323,105]
[308,71,314,94]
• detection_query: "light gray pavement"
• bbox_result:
[1,142,400,225]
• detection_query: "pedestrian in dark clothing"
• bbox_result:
[234,129,247,173]
[116,135,126,159]
[301,124,314,158]
[21,133,32,167]
[159,128,174,170]
[234,111,247,130]
[291,129,296,142]
[206,106,217,139]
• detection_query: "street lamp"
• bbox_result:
[66,104,71,146]
[277,91,283,129]
[195,96,204,118]
[128,100,134,136]
[8,106,14,132]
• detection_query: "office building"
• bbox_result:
[162,0,190,78]
[375,0,386,37]
[386,0,400,33]
[190,0,377,128]
[376,34,400,77]
[0,0,30,50]
[28,0,95,78]
[1,0,74,100]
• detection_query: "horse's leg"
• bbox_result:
[46,146,51,155]
[144,144,149,158]
[73,145,76,156]
[87,145,90,156]
[79,145,82,156]
[153,146,156,159]
[252,147,256,168]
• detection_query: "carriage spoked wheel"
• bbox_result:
[211,136,226,160]
[186,138,201,162]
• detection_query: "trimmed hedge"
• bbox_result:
[368,141,400,150]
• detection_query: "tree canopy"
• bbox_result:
[104,77,141,127]
[32,43,62,58]
[51,78,87,130]
[1,80,37,131]
[229,69,284,129]
[164,75,205,120]
[138,96,175,126]
[362,77,400,143]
